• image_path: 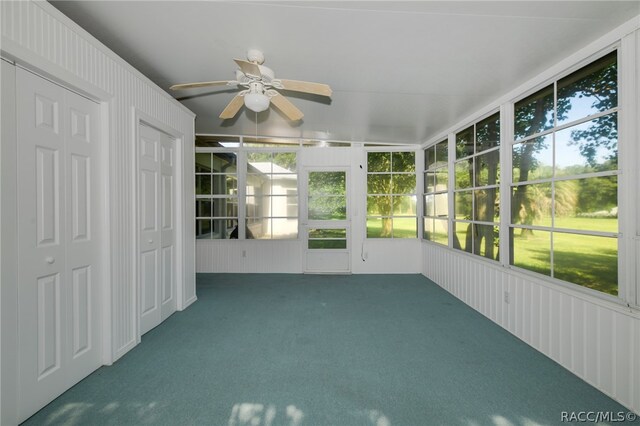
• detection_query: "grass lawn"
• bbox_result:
[366,218,417,238]
[453,217,618,296]
[533,216,618,233]
[367,216,617,295]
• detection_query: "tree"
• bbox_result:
[452,114,500,260]
[576,174,617,214]
[510,51,617,262]
[511,84,562,236]
[308,171,346,220]
[564,53,618,168]
[367,152,415,237]
[474,116,500,259]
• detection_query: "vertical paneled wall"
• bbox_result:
[1,1,196,360]
[422,243,640,413]
[197,240,304,273]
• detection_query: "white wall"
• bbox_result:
[1,1,195,424]
[196,146,422,274]
[422,17,640,415]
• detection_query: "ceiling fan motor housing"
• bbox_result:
[258,65,275,83]
[247,49,265,64]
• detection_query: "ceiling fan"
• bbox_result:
[169,49,332,121]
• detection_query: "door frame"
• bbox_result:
[301,166,352,273]
[1,57,20,426]
[132,109,184,344]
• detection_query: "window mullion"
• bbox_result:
[238,150,246,240]
[448,133,456,248]
[500,103,513,268]
[617,38,635,305]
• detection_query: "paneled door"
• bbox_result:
[303,168,351,273]
[16,68,102,421]
[138,123,176,335]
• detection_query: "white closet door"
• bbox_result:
[139,124,162,334]
[159,132,176,321]
[17,68,102,422]
[139,124,176,335]
[63,79,102,383]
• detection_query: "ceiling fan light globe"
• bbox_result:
[244,93,270,112]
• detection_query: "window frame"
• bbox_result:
[452,111,501,262]
[365,147,419,239]
[195,149,240,240]
[508,48,620,297]
[422,139,450,246]
[195,141,300,241]
[244,148,299,240]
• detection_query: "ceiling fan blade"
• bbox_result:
[234,59,262,78]
[169,80,234,90]
[278,79,332,97]
[219,94,245,119]
[270,93,304,121]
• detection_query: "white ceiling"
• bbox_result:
[50,1,640,144]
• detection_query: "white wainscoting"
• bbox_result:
[422,241,640,415]
[196,238,422,274]
[1,3,196,423]
[352,239,421,274]
[197,241,304,273]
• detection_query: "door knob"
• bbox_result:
[45,257,55,264]
[148,239,153,244]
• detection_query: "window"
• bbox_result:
[308,171,347,220]
[453,112,501,260]
[423,140,449,245]
[246,151,298,239]
[195,152,238,239]
[510,51,618,295]
[366,151,417,238]
[195,138,300,240]
[286,189,298,217]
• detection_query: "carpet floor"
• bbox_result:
[22,274,632,425]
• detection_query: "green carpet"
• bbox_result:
[22,274,633,425]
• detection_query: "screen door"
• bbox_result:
[303,168,350,273]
